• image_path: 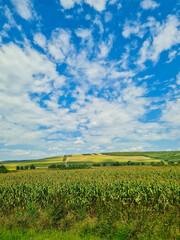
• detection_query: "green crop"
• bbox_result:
[0,166,179,239]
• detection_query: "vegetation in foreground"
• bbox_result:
[0,166,179,239]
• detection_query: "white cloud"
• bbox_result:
[122,16,160,40]
[10,0,34,20]
[140,0,160,10]
[93,16,104,34]
[166,50,177,63]
[123,146,143,152]
[34,33,47,49]
[104,12,112,22]
[177,72,180,85]
[110,70,135,79]
[4,6,16,26]
[122,20,145,38]
[84,62,106,84]
[0,149,47,159]
[47,29,72,62]
[75,28,93,48]
[59,0,82,9]
[138,74,154,81]
[0,43,71,149]
[109,0,117,4]
[85,0,107,11]
[59,0,107,11]
[151,15,180,61]
[138,15,180,64]
[161,99,180,126]
[98,34,114,58]
[0,6,21,38]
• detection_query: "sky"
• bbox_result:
[0,0,180,161]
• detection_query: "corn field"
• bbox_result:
[0,166,179,239]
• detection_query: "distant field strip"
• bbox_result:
[67,154,155,163]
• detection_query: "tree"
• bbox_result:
[16,166,20,170]
[25,166,29,170]
[30,164,36,169]
[48,164,57,169]
[63,155,67,162]
[20,166,24,170]
[0,165,9,173]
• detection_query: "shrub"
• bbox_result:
[48,164,57,169]
[63,155,67,161]
[30,164,36,169]
[0,165,9,173]
[93,163,101,167]
[57,164,66,168]
[111,162,120,166]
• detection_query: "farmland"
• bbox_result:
[2,151,179,170]
[1,151,180,171]
[0,165,179,239]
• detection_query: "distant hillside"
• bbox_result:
[102,151,180,162]
[2,150,180,170]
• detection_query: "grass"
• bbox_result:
[0,226,103,240]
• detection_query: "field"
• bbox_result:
[102,151,180,162]
[0,165,179,239]
[1,151,180,170]
[0,152,165,170]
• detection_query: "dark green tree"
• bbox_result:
[16,166,20,170]
[30,164,36,169]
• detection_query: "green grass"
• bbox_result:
[0,227,103,240]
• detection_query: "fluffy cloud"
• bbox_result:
[122,20,145,38]
[151,15,180,61]
[104,11,112,22]
[33,33,47,49]
[0,43,60,94]
[1,0,180,160]
[176,72,180,85]
[140,0,160,10]
[10,0,35,20]
[138,15,180,64]
[85,0,107,11]
[166,50,178,63]
[47,29,72,62]
[0,148,48,161]
[59,0,82,9]
[122,16,158,39]
[0,43,70,148]
[161,99,180,126]
[59,0,107,11]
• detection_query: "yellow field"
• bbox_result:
[67,154,154,163]
[2,154,161,170]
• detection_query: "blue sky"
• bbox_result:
[0,0,180,160]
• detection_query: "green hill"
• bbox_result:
[1,151,180,170]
